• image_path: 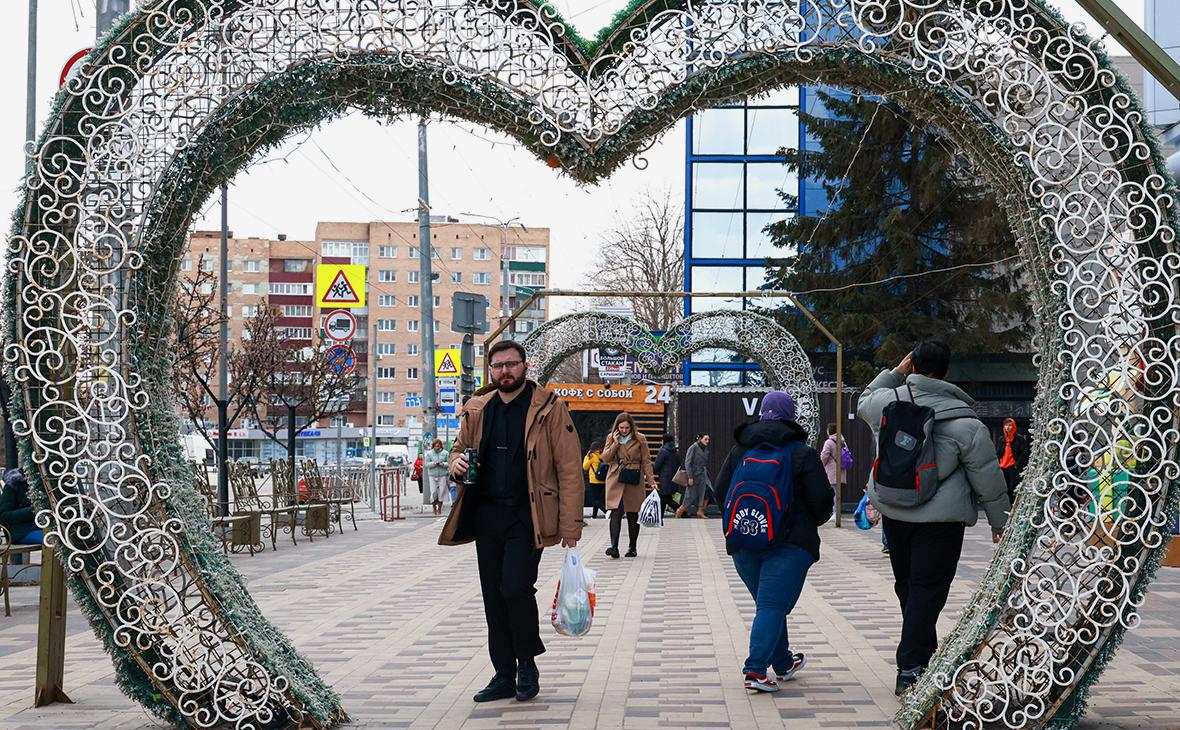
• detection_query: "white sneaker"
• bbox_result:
[743,672,780,693]
[776,652,806,683]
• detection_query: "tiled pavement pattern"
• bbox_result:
[1,509,1178,729]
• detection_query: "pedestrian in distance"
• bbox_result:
[425,439,449,516]
[602,412,657,558]
[995,417,1029,505]
[412,454,424,496]
[715,391,834,693]
[582,440,607,519]
[0,469,42,545]
[819,423,850,511]
[440,340,584,704]
[652,433,681,515]
[678,433,711,519]
[857,341,1011,696]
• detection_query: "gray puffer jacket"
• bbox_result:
[857,369,1010,530]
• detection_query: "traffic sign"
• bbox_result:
[434,348,461,377]
[324,343,356,375]
[362,436,371,447]
[323,309,356,342]
[438,388,458,415]
[316,264,366,308]
[437,377,459,388]
[404,395,422,408]
[60,48,92,89]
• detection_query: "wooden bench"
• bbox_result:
[1,524,41,617]
[189,461,256,556]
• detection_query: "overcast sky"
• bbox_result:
[0,1,1147,315]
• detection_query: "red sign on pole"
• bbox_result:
[60,48,92,89]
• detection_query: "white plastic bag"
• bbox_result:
[550,548,596,636]
[638,489,663,528]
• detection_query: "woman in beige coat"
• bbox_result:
[602,412,657,558]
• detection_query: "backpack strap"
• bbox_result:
[894,384,915,404]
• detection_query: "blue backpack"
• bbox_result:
[723,441,795,552]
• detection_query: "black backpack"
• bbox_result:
[871,384,975,508]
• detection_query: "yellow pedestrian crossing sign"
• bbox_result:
[316,264,366,308]
[434,348,461,377]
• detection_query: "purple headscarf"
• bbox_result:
[760,391,797,422]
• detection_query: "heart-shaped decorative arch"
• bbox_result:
[7,1,1179,728]
[523,310,821,438]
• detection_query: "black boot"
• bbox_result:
[473,672,516,702]
[894,666,923,696]
[516,659,540,701]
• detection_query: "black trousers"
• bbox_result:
[475,504,545,676]
[881,516,965,671]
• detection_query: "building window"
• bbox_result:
[510,272,547,287]
[241,304,258,317]
[434,321,441,333]
[378,270,397,283]
[409,246,419,259]
[473,272,491,284]
[283,305,312,317]
[245,260,261,272]
[378,294,397,307]
[226,441,260,460]
[433,296,440,307]
[475,344,485,357]
[322,241,351,258]
[409,271,420,284]
[450,272,462,284]
[407,295,419,307]
[351,242,369,265]
[378,319,397,331]
[241,283,258,295]
[378,391,397,403]
[283,259,310,273]
[378,367,396,378]
[377,343,396,356]
[474,248,492,261]
[407,343,418,356]
[268,282,311,295]
[379,245,398,258]
[280,327,313,340]
[200,258,215,272]
[408,320,419,332]
[180,260,192,271]
[451,247,462,260]
[504,246,547,263]
[378,415,396,426]
[407,367,419,380]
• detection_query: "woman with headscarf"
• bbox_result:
[0,469,41,545]
[601,412,657,558]
[995,418,1029,504]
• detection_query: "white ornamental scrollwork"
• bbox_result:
[6,0,1177,728]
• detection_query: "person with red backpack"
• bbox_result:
[715,390,834,693]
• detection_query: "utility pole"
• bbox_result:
[216,183,229,516]
[96,0,129,38]
[418,119,437,444]
[369,321,378,513]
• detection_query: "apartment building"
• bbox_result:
[180,218,550,463]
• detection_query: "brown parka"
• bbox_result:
[438,381,585,549]
[602,430,656,512]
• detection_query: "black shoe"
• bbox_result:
[516,659,540,702]
[624,547,637,558]
[894,666,923,696]
[473,672,516,702]
[605,546,619,559]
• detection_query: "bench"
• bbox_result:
[269,459,331,541]
[1,524,41,617]
[189,461,256,556]
[300,459,358,533]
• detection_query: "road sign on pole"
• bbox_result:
[324,344,356,375]
[323,310,357,342]
[316,264,367,308]
[434,348,461,377]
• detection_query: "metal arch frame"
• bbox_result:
[7,2,1179,729]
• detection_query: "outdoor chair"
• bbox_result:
[189,461,255,556]
[229,461,298,551]
[300,459,357,533]
[1,524,42,617]
[269,459,330,541]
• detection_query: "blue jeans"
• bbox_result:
[18,529,43,545]
[731,543,814,675]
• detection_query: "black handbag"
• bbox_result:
[619,467,642,485]
[595,461,609,482]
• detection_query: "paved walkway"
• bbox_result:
[1,509,1178,729]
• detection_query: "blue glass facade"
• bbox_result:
[684,86,842,385]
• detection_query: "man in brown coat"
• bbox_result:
[440,340,584,703]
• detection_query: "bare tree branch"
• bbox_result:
[584,188,685,332]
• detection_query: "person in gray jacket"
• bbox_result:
[857,341,1010,696]
[677,433,711,518]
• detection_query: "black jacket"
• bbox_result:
[715,420,834,561]
[653,443,681,495]
[0,480,37,543]
[995,432,1030,475]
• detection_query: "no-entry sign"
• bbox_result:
[323,309,356,342]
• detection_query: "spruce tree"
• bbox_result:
[764,92,1031,384]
